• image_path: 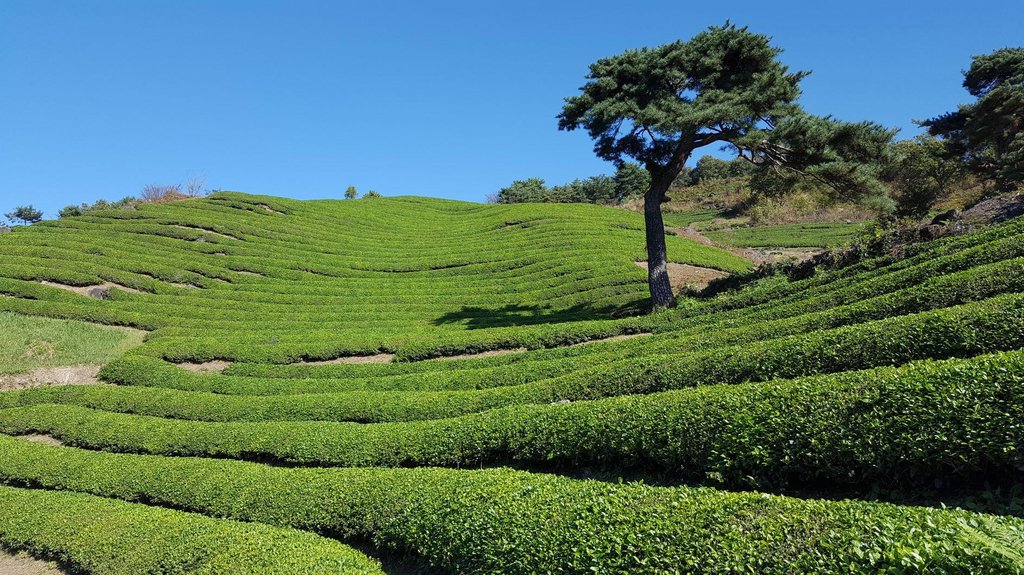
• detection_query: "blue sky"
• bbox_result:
[2,1,1021,218]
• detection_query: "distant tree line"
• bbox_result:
[500,44,1022,227]
[493,162,650,205]
[344,186,382,199]
[57,179,211,219]
[5,205,44,225]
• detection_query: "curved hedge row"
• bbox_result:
[3,353,1021,492]
[0,437,1020,575]
[216,252,1024,382]
[690,215,1024,316]
[0,484,382,574]
[81,294,1024,419]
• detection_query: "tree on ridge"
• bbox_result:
[559,23,893,308]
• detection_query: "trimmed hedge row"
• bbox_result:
[0,484,382,574]
[692,215,1024,315]
[6,192,746,363]
[79,294,1024,419]
[4,353,1022,493]
[645,229,1024,336]
[194,234,1024,374]
[0,437,1020,574]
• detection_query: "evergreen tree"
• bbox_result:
[559,24,892,307]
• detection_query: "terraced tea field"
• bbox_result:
[0,192,1022,574]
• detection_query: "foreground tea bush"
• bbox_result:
[4,353,1021,493]
[0,484,382,574]
[0,437,1020,575]
[72,293,1024,425]
[1,192,1022,571]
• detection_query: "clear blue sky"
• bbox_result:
[2,1,1021,218]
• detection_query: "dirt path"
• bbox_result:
[634,261,730,291]
[39,280,142,298]
[0,365,102,392]
[432,348,529,361]
[669,226,758,259]
[0,550,68,575]
[431,332,653,361]
[668,227,823,265]
[14,434,64,447]
[177,360,231,373]
[297,353,396,365]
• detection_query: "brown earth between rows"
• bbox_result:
[298,353,397,365]
[39,280,143,298]
[177,360,231,373]
[634,261,730,291]
[432,332,653,361]
[14,434,65,447]
[0,365,103,392]
[0,550,68,575]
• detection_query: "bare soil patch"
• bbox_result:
[39,280,142,298]
[569,332,652,347]
[634,261,730,291]
[671,227,717,246]
[0,550,68,575]
[15,434,64,447]
[169,282,200,289]
[299,353,396,365]
[177,360,231,373]
[258,204,285,215]
[747,248,824,265]
[431,333,653,361]
[171,225,240,241]
[0,365,101,391]
[669,227,764,263]
[433,348,529,361]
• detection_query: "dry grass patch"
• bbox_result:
[299,354,396,365]
[634,261,730,291]
[177,360,231,373]
[0,366,102,392]
[0,550,68,575]
[39,281,142,298]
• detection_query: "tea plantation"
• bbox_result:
[0,192,1022,574]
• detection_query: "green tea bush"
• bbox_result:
[3,353,1021,493]
[0,437,1020,575]
[0,484,382,574]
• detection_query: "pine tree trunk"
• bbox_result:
[643,184,674,309]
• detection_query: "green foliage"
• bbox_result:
[686,156,755,185]
[57,205,83,218]
[612,162,651,200]
[747,113,896,204]
[0,192,748,363]
[923,47,1024,191]
[344,185,358,199]
[497,177,550,203]
[0,436,1021,575]
[0,484,382,574]
[5,205,43,225]
[497,170,645,205]
[559,23,893,304]
[558,24,805,176]
[0,190,1023,571]
[5,352,1021,495]
[364,190,382,198]
[0,312,143,375]
[883,136,969,218]
[705,222,863,248]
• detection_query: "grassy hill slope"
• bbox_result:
[0,192,1022,574]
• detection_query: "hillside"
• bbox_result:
[0,192,1022,574]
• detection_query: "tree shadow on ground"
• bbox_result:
[431,300,646,329]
